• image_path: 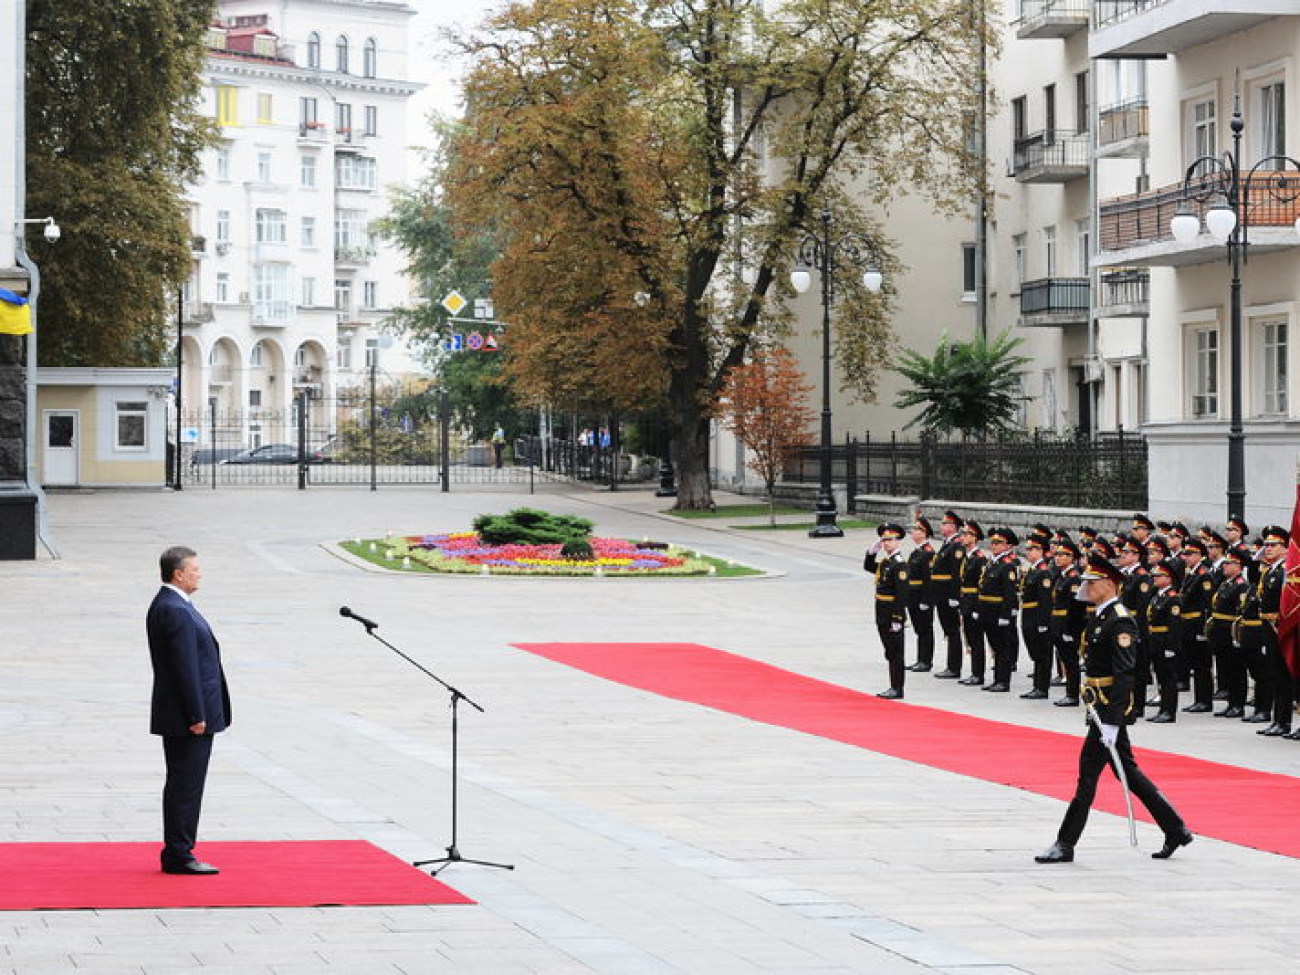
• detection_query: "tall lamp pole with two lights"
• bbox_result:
[790,206,884,538]
[1169,98,1300,520]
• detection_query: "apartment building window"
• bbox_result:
[1041,369,1057,430]
[257,93,273,125]
[1191,327,1219,418]
[249,390,262,408]
[1260,319,1288,415]
[301,215,316,247]
[215,209,230,242]
[216,147,230,181]
[335,279,353,315]
[216,272,230,303]
[1043,225,1057,278]
[306,32,320,69]
[365,337,380,368]
[336,155,377,190]
[336,35,350,73]
[250,342,264,367]
[363,38,378,78]
[256,150,273,183]
[1075,71,1089,134]
[300,154,317,188]
[1012,233,1027,290]
[254,265,291,321]
[335,209,366,250]
[216,85,238,126]
[294,347,307,369]
[1189,98,1217,163]
[336,102,352,136]
[1260,82,1286,158]
[337,339,353,369]
[115,401,148,450]
[1076,218,1091,276]
[363,280,379,309]
[961,243,977,299]
[1012,96,1027,143]
[1044,84,1057,142]
[300,96,319,129]
[364,105,378,136]
[301,277,316,307]
[255,208,286,243]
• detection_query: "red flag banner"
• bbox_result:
[1279,478,1300,678]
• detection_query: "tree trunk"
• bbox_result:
[670,414,713,510]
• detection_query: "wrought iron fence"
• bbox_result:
[786,429,1147,510]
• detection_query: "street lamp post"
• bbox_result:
[791,206,884,538]
[1170,98,1300,521]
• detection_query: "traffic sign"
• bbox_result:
[441,290,467,316]
[443,333,464,352]
[466,332,485,350]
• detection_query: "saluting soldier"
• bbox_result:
[1208,544,1251,719]
[957,520,989,686]
[930,511,966,680]
[1248,527,1292,737]
[1146,562,1183,723]
[1019,532,1056,700]
[1034,554,1193,864]
[865,524,909,700]
[905,517,937,673]
[1049,537,1086,707]
[980,527,1021,692]
[1177,537,1217,712]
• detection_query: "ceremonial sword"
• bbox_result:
[1085,701,1139,848]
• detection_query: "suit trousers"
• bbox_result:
[936,597,963,673]
[906,591,935,667]
[162,733,214,867]
[1056,723,1185,849]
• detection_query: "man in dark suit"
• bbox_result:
[146,546,231,875]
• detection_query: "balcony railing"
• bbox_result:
[1097,99,1149,157]
[1015,0,1089,39]
[1098,268,1150,316]
[1091,1,1288,59]
[253,300,293,324]
[1093,0,1164,31]
[1012,131,1089,182]
[1020,277,1089,323]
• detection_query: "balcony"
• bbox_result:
[1098,173,1300,267]
[1091,1,1293,60]
[298,121,328,145]
[1097,268,1150,317]
[253,300,293,326]
[334,246,374,267]
[182,301,215,325]
[1012,131,1089,183]
[1019,277,1089,327]
[1015,0,1089,40]
[1096,100,1149,159]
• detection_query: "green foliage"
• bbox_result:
[472,508,594,546]
[892,330,1033,438]
[559,539,595,561]
[25,0,216,366]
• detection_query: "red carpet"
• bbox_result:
[516,642,1300,858]
[0,840,472,911]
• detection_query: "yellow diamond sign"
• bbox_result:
[441,290,468,316]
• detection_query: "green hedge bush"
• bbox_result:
[472,507,594,546]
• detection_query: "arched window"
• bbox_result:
[306,32,320,69]
[363,38,377,78]
[336,35,349,73]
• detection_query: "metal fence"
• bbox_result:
[786,429,1148,510]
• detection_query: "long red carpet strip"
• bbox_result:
[515,642,1300,858]
[0,840,472,911]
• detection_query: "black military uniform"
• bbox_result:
[1177,539,1217,711]
[1035,555,1192,864]
[1118,539,1154,709]
[1019,534,1056,699]
[958,521,988,686]
[1208,545,1251,718]
[930,511,966,679]
[905,518,936,672]
[980,527,1021,692]
[1246,527,1291,736]
[1145,565,1182,722]
[865,524,909,699]
[1050,539,1086,706]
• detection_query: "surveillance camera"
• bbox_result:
[43,221,61,243]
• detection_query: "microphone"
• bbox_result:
[339,606,378,630]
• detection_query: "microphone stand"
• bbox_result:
[342,612,514,876]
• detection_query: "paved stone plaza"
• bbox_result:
[2,485,1299,974]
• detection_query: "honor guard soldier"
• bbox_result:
[931,511,966,679]
[865,524,909,699]
[957,521,989,686]
[1146,535,1181,587]
[1203,530,1231,701]
[1249,527,1292,737]
[1050,537,1086,706]
[905,517,937,672]
[1178,537,1216,712]
[1146,562,1183,723]
[1131,514,1156,547]
[980,527,1021,692]
[1117,535,1154,708]
[1078,526,1099,553]
[1224,516,1257,583]
[1205,530,1229,587]
[1020,532,1056,699]
[1034,554,1193,864]
[1208,545,1251,718]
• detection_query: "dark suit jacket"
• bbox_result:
[146,586,231,736]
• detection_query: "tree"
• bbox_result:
[892,329,1032,438]
[444,0,988,508]
[714,348,815,524]
[25,1,214,366]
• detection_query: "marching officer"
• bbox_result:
[980,527,1021,692]
[1020,532,1056,700]
[1249,526,1291,737]
[930,511,966,680]
[1208,544,1251,719]
[958,520,989,686]
[1146,561,1183,723]
[905,517,937,672]
[1177,537,1217,712]
[864,524,909,699]
[1049,536,1086,707]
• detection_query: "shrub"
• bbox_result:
[559,539,594,561]
[472,507,594,545]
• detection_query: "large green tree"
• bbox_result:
[445,0,988,507]
[25,0,214,366]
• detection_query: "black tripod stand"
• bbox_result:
[339,607,514,876]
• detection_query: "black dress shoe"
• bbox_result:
[1034,842,1074,864]
[1258,724,1290,737]
[1284,728,1300,740]
[876,687,903,700]
[983,682,1010,692]
[1243,711,1271,723]
[933,669,960,680]
[1151,829,1193,860]
[908,662,932,673]
[1214,706,1244,718]
[1054,696,1079,707]
[161,860,220,875]
[958,675,985,686]
[1147,711,1175,723]
[1020,689,1049,700]
[1182,702,1212,714]
[1050,675,1065,687]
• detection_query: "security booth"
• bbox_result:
[36,368,174,488]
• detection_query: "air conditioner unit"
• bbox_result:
[215,241,231,256]
[1084,356,1104,383]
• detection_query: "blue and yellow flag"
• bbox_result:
[0,288,32,335]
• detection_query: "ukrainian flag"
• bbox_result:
[0,288,32,335]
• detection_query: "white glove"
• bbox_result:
[1062,635,1074,644]
[997,617,1011,627]
[948,599,960,608]
[1196,635,1208,642]
[1037,625,1049,633]
[971,611,980,620]
[1098,723,1119,749]
[890,622,903,632]
[919,604,930,611]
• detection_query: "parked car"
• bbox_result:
[220,443,327,465]
[189,447,244,466]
